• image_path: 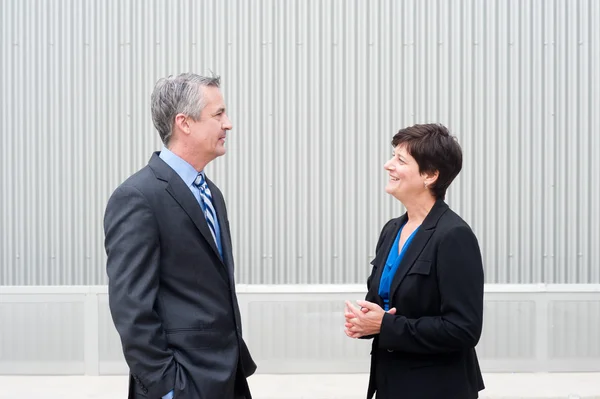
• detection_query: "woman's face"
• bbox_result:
[384,144,430,201]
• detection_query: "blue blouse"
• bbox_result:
[378,224,420,311]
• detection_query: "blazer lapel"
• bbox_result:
[370,216,405,308]
[388,229,434,299]
[388,200,450,300]
[148,153,224,264]
[207,178,235,278]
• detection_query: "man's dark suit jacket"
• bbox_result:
[104,153,256,399]
[364,200,485,399]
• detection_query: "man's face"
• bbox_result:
[188,86,232,160]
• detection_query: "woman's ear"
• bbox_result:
[423,170,440,188]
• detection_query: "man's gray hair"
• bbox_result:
[151,73,221,145]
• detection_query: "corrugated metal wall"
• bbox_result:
[1,0,599,285]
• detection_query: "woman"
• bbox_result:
[344,123,485,399]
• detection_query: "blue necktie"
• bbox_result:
[193,173,222,256]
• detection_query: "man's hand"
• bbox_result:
[344,300,396,338]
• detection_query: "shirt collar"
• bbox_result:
[158,146,203,188]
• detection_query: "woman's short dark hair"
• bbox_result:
[392,123,462,200]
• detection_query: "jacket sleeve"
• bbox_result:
[104,184,176,398]
[378,225,484,353]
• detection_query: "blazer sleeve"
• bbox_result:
[104,184,176,398]
[378,225,484,353]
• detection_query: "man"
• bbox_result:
[104,73,256,399]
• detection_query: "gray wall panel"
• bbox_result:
[0,298,85,362]
[246,298,370,371]
[549,300,600,359]
[0,294,85,374]
[478,300,536,360]
[1,1,599,285]
[98,294,124,363]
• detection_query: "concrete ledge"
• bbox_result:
[0,374,598,399]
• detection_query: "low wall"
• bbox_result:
[1,285,599,375]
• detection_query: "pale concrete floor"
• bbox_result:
[0,373,598,399]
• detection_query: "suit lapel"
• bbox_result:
[388,200,450,300]
[370,216,405,308]
[148,153,224,265]
[207,178,235,278]
[388,229,434,299]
